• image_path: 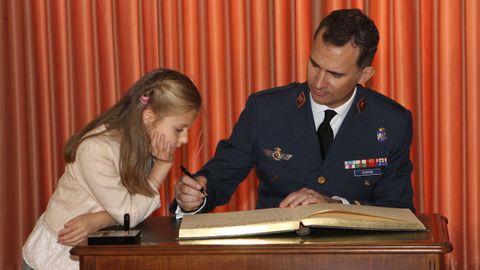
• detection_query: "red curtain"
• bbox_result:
[1,0,478,269]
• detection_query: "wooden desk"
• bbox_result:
[71,214,452,270]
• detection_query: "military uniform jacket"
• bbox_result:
[198,82,414,212]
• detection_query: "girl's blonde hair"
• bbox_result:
[64,68,202,196]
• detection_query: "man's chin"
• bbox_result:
[311,95,330,106]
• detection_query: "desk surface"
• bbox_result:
[71,214,452,270]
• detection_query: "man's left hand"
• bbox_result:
[279,187,341,208]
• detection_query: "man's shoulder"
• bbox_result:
[359,85,411,116]
[253,82,304,98]
[249,82,307,108]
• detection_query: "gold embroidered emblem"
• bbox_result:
[272,147,282,160]
[296,92,305,108]
[262,147,293,161]
[357,97,366,113]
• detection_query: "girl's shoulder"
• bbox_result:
[77,125,120,157]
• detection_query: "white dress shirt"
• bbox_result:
[310,87,357,137]
[310,87,357,204]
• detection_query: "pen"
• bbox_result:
[180,165,208,196]
[124,213,130,236]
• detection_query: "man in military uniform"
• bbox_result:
[174,9,414,215]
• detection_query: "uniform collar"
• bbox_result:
[310,87,357,119]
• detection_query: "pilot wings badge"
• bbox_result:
[262,147,292,161]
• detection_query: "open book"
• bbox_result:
[178,203,426,239]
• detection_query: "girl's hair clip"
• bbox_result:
[140,95,150,105]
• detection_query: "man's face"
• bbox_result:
[307,31,374,108]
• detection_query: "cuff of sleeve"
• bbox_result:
[147,180,161,194]
[331,196,350,205]
[175,198,207,220]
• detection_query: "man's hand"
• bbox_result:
[279,187,341,208]
[57,211,115,246]
[174,175,207,212]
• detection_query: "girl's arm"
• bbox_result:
[77,138,161,228]
[58,132,173,246]
[57,211,116,246]
[147,132,174,189]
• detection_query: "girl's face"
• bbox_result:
[144,109,198,150]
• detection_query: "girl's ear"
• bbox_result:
[142,108,157,126]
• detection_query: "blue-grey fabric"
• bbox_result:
[197,82,414,212]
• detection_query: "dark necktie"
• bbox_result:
[317,109,337,160]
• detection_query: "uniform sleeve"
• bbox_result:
[76,137,161,226]
[364,111,415,212]
[197,94,259,212]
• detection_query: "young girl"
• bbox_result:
[22,68,202,269]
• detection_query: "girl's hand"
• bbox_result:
[57,211,115,246]
[150,131,174,163]
[148,131,175,188]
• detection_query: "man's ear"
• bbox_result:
[142,108,156,126]
[358,66,375,85]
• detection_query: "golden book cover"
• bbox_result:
[178,203,426,239]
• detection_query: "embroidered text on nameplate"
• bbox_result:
[354,168,382,177]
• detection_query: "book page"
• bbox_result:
[179,207,301,239]
[179,203,426,239]
[296,204,416,221]
[296,204,426,231]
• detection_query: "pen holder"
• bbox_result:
[87,229,141,245]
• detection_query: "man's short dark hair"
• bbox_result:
[314,9,379,68]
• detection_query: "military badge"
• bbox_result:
[263,147,292,161]
[296,91,305,108]
[357,97,366,113]
[344,158,388,169]
[377,127,387,142]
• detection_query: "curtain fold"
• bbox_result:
[1,0,478,269]
[465,0,480,265]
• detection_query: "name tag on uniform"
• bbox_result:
[354,168,382,177]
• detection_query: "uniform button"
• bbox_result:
[317,176,327,184]
[273,174,279,180]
